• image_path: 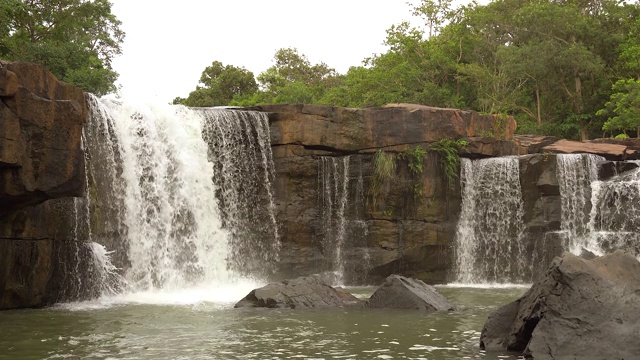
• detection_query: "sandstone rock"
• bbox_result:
[542,139,638,160]
[260,103,515,152]
[0,62,87,310]
[514,135,559,155]
[234,275,360,309]
[0,67,18,96]
[463,137,520,157]
[366,274,454,311]
[0,62,86,219]
[480,251,640,359]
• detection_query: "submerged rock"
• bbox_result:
[366,275,454,311]
[480,251,640,360]
[234,275,359,309]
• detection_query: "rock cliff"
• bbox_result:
[2,63,639,309]
[0,62,87,309]
[259,104,518,284]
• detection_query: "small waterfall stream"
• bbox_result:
[318,156,350,284]
[317,155,370,285]
[455,157,527,284]
[79,95,279,299]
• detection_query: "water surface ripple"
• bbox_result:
[0,287,525,360]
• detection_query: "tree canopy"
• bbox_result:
[175,0,640,140]
[173,61,257,107]
[0,0,124,95]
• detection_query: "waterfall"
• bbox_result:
[555,153,640,256]
[556,154,604,252]
[199,109,280,277]
[318,156,350,284]
[455,157,527,284]
[587,163,640,256]
[81,95,278,296]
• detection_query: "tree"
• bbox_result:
[174,61,258,107]
[0,0,125,95]
[257,47,340,103]
[598,79,640,137]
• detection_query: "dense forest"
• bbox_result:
[175,0,640,140]
[0,0,124,96]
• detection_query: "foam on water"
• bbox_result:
[56,280,261,311]
[442,282,531,289]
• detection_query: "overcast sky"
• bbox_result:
[109,0,422,102]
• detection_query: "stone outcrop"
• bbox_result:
[261,103,517,152]
[366,274,454,311]
[480,251,640,359]
[542,139,639,160]
[234,275,360,309]
[0,62,86,216]
[0,62,87,309]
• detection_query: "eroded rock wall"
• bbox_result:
[0,62,86,309]
[260,104,519,284]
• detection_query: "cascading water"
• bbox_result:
[455,157,527,284]
[556,153,604,252]
[555,153,640,256]
[318,156,350,284]
[80,94,278,299]
[200,110,279,277]
[589,166,640,255]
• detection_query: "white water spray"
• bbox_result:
[80,95,279,303]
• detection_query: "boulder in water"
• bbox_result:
[234,275,360,309]
[366,275,454,311]
[480,251,640,359]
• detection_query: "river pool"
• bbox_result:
[0,286,527,360]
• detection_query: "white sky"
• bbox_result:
[109,0,422,102]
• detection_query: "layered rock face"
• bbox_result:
[260,104,518,284]
[262,102,640,285]
[480,251,640,360]
[0,62,86,309]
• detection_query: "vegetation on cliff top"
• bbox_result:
[0,0,124,95]
[176,0,640,140]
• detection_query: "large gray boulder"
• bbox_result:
[366,275,454,311]
[234,275,359,309]
[480,251,640,360]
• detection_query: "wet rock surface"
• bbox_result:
[234,275,360,309]
[366,275,454,311]
[0,62,86,310]
[480,251,640,360]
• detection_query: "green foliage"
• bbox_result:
[257,48,341,104]
[615,133,629,139]
[429,138,468,191]
[371,149,396,207]
[0,0,124,95]
[399,146,428,175]
[174,61,257,107]
[598,79,640,137]
[170,0,640,141]
[397,145,429,199]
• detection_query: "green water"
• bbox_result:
[0,286,526,360]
